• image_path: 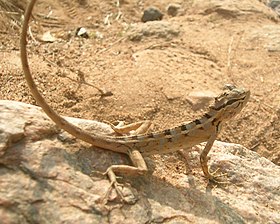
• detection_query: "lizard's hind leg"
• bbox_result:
[109,120,152,135]
[104,149,148,204]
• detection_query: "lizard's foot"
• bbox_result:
[201,155,230,184]
[103,180,137,204]
[205,168,230,184]
[103,168,138,204]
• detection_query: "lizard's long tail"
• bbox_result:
[20,0,112,149]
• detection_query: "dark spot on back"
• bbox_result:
[130,135,139,140]
[194,119,201,125]
[164,129,172,136]
[167,137,173,142]
[204,113,211,119]
[181,125,188,131]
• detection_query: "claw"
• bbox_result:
[102,168,137,204]
[206,168,230,184]
[103,180,137,204]
[104,180,124,200]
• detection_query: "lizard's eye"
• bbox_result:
[215,92,227,101]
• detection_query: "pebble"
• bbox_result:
[141,6,163,22]
[268,0,280,9]
[166,3,181,17]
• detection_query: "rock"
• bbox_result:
[141,6,163,23]
[268,0,280,8]
[248,25,280,52]
[193,0,277,19]
[0,100,280,223]
[186,90,217,111]
[128,21,180,41]
[166,3,181,17]
[75,27,89,38]
[268,0,280,15]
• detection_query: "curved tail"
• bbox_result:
[20,0,109,148]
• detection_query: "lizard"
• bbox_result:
[20,0,250,203]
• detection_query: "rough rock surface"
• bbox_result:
[0,100,279,223]
[129,21,180,41]
[193,0,277,19]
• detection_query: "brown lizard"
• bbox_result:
[20,0,250,202]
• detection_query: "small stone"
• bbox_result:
[268,0,280,15]
[186,90,217,111]
[166,3,181,17]
[268,0,280,9]
[76,27,89,38]
[141,6,163,23]
[40,31,56,43]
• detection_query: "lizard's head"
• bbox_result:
[211,84,250,121]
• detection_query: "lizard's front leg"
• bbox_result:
[105,149,148,204]
[200,131,217,180]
